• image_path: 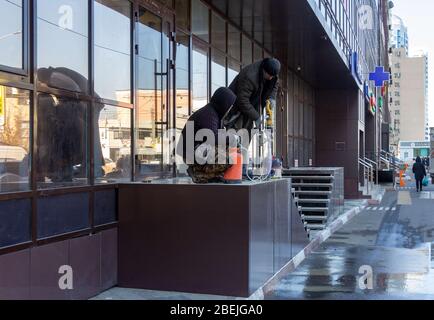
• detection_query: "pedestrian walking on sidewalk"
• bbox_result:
[413,156,427,192]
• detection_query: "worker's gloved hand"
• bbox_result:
[265,99,275,128]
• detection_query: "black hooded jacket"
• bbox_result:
[228,60,279,130]
[178,87,237,163]
[413,157,427,180]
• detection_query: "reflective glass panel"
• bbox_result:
[94,0,131,103]
[37,0,89,92]
[0,86,30,193]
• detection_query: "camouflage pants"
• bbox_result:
[187,146,232,184]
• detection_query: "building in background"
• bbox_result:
[399,140,430,163]
[390,15,409,55]
[389,46,429,155]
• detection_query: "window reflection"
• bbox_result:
[228,0,241,27]
[175,0,189,31]
[176,34,190,131]
[192,44,208,112]
[228,25,241,61]
[0,0,23,69]
[192,0,209,42]
[254,44,263,62]
[36,94,88,189]
[0,86,30,193]
[94,0,131,103]
[212,13,226,50]
[136,9,163,177]
[242,0,253,36]
[37,0,89,92]
[242,35,252,66]
[175,34,190,176]
[228,59,240,85]
[211,0,227,14]
[211,50,226,95]
[94,105,131,183]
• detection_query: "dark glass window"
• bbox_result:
[211,0,226,14]
[228,0,241,26]
[37,193,89,239]
[0,86,30,193]
[228,25,240,61]
[242,0,253,36]
[242,35,252,66]
[211,13,226,50]
[94,104,131,183]
[254,0,264,44]
[175,0,189,31]
[254,43,263,62]
[0,0,23,69]
[156,0,173,8]
[191,0,209,42]
[94,0,131,103]
[0,199,31,248]
[94,189,117,226]
[228,59,240,85]
[36,94,88,189]
[37,0,89,93]
[192,43,208,112]
[211,49,226,95]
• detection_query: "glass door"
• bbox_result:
[135,6,174,179]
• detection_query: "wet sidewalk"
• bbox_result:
[265,180,434,300]
[94,178,434,300]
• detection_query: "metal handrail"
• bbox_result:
[359,158,374,194]
[364,157,377,168]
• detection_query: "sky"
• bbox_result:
[392,0,434,126]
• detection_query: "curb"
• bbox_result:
[367,186,386,205]
[248,200,369,300]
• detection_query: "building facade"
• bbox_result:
[0,0,390,299]
[390,14,408,55]
[389,47,429,155]
[399,140,430,163]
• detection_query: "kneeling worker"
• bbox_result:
[177,87,238,183]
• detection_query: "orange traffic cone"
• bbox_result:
[399,170,406,187]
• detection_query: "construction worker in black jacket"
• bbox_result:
[226,58,281,133]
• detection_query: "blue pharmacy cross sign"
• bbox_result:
[369,66,390,87]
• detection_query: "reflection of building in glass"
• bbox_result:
[95,104,131,181]
[0,86,30,192]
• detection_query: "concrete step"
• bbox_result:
[289,176,334,181]
[293,190,332,195]
[300,207,329,212]
[302,215,328,222]
[304,223,326,230]
[295,198,330,204]
[292,183,334,188]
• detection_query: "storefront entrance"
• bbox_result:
[135,4,175,179]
